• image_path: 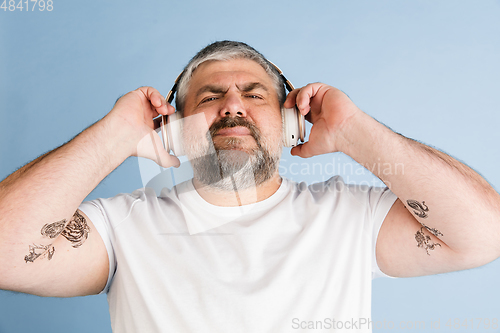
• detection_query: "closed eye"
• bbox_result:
[200,96,218,104]
[246,94,263,99]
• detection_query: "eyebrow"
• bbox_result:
[195,85,228,99]
[195,82,269,99]
[237,82,269,93]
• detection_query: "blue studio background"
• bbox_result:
[1,0,500,332]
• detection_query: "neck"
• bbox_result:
[192,172,282,207]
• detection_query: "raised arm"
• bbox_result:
[0,87,178,296]
[285,83,500,277]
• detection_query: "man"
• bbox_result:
[0,41,499,332]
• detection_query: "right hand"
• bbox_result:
[106,86,180,168]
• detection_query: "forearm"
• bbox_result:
[0,115,130,258]
[338,111,500,259]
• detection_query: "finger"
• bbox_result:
[156,101,170,116]
[138,86,168,114]
[295,83,323,115]
[138,86,160,104]
[284,88,300,108]
[149,88,164,108]
[151,91,169,115]
[155,102,176,117]
[155,93,170,115]
[165,102,176,114]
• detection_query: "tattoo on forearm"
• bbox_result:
[24,211,90,263]
[407,199,429,218]
[415,227,441,255]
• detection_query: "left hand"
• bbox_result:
[284,83,361,158]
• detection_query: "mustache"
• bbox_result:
[209,117,261,143]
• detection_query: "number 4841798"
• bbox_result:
[446,318,498,330]
[1,0,53,11]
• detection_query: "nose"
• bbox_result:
[219,93,246,118]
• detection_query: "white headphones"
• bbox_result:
[158,62,305,156]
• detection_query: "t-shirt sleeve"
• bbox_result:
[368,186,398,279]
[79,199,116,294]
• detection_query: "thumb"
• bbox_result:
[136,130,181,168]
[290,142,314,158]
[155,149,181,169]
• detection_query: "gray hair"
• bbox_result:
[174,41,286,114]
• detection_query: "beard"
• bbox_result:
[183,117,282,191]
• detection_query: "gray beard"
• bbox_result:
[190,137,280,191]
[184,119,282,191]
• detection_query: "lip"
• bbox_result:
[215,126,252,137]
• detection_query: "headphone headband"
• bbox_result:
[165,72,183,104]
[267,61,295,93]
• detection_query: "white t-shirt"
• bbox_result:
[79,176,397,333]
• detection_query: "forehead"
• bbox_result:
[188,58,274,92]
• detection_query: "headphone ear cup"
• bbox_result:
[167,112,184,156]
[282,106,305,147]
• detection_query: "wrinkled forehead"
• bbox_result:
[189,58,274,87]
